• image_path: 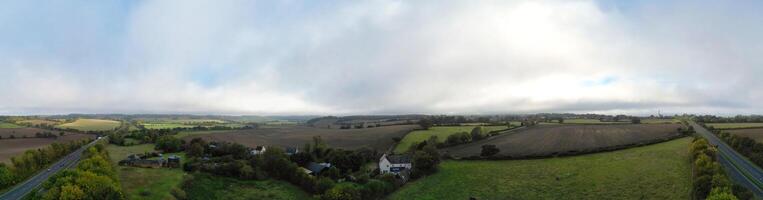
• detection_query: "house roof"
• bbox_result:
[385,154,411,164]
[307,162,331,173]
[254,146,265,151]
[285,147,298,154]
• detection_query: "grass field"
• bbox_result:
[142,123,197,130]
[706,123,763,129]
[106,144,188,200]
[444,124,683,158]
[183,173,313,200]
[389,137,691,200]
[56,119,121,131]
[394,126,508,153]
[0,122,23,128]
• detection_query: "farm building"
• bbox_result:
[304,162,332,176]
[379,154,412,174]
[118,154,180,168]
[251,146,266,155]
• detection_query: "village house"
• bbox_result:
[251,146,266,155]
[379,154,412,174]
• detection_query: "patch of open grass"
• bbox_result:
[107,144,188,200]
[706,123,763,129]
[0,122,23,128]
[389,137,691,200]
[183,173,314,200]
[394,126,508,153]
[56,119,121,131]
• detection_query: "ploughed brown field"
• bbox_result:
[443,124,683,158]
[727,128,763,143]
[0,133,94,163]
[182,125,419,151]
[0,127,74,138]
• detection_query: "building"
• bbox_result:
[379,154,412,174]
[251,146,266,155]
[285,147,299,155]
[305,162,332,176]
[166,155,181,168]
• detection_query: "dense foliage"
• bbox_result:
[690,138,749,200]
[39,143,124,200]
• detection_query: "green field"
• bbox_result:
[706,123,763,129]
[0,122,23,128]
[389,137,691,199]
[141,122,246,130]
[394,126,508,153]
[56,119,121,131]
[183,173,313,200]
[107,144,188,200]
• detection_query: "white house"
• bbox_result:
[251,146,266,155]
[379,154,412,174]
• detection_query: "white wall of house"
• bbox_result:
[379,155,411,174]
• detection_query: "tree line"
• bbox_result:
[0,139,91,191]
[0,131,66,140]
[33,143,125,199]
[690,138,751,200]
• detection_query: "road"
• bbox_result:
[690,121,763,197]
[0,137,103,200]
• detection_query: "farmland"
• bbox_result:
[106,144,188,200]
[0,133,94,163]
[706,123,763,130]
[0,127,71,138]
[562,118,628,124]
[181,125,419,151]
[0,122,23,128]
[389,137,691,199]
[726,128,763,143]
[15,119,60,126]
[444,124,683,158]
[393,126,508,153]
[56,119,121,131]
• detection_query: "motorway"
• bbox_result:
[690,122,763,197]
[0,137,103,200]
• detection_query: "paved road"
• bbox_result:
[690,122,763,197]
[0,137,103,200]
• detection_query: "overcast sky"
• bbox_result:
[1,0,761,116]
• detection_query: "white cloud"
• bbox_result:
[0,0,761,115]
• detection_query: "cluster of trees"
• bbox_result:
[0,140,90,191]
[690,138,751,200]
[405,136,442,178]
[39,144,124,200]
[442,126,498,147]
[155,135,184,153]
[181,137,417,200]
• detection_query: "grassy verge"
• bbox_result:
[389,137,692,199]
[182,173,314,200]
[707,123,763,129]
[394,126,507,153]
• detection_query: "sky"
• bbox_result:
[0,0,762,116]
